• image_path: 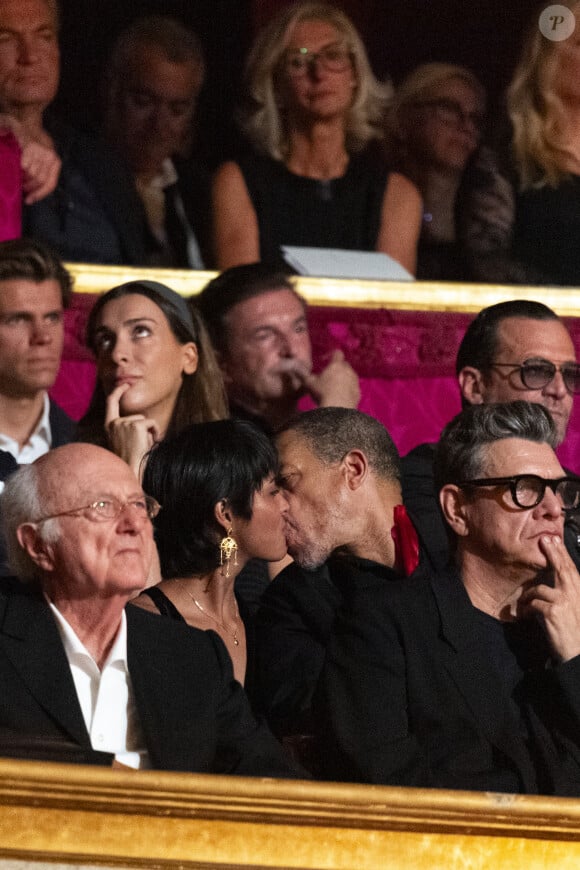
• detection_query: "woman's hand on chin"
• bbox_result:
[105,384,160,479]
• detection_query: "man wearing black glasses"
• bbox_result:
[403,299,579,571]
[319,401,580,794]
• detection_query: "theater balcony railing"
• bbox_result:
[0,757,580,868]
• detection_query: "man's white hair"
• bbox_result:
[1,464,60,581]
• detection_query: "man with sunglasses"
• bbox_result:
[403,299,580,571]
[0,442,299,776]
[319,401,580,794]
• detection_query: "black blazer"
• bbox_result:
[254,557,400,736]
[0,579,297,777]
[318,566,580,795]
[23,114,148,266]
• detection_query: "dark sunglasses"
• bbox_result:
[490,359,580,394]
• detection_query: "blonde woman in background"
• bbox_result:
[212,1,421,274]
[506,0,580,285]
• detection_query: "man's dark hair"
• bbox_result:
[195,263,302,355]
[0,238,72,307]
[455,300,561,376]
[278,407,401,483]
[434,400,557,490]
[143,419,279,578]
[110,15,204,71]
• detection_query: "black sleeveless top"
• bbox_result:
[141,586,185,622]
[512,175,580,285]
[237,149,389,263]
[139,585,258,700]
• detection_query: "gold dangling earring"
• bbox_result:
[220,528,238,577]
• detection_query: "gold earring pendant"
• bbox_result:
[220,529,238,577]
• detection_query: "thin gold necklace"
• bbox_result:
[176,580,240,646]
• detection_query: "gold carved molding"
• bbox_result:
[67,263,580,316]
[1,758,580,868]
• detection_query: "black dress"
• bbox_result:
[511,175,580,286]
[236,149,389,263]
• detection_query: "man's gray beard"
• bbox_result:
[290,543,332,571]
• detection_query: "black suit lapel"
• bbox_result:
[0,587,91,747]
[430,571,538,791]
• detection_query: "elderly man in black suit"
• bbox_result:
[319,401,580,795]
[0,441,298,775]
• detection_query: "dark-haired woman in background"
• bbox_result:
[132,419,289,686]
[77,280,227,478]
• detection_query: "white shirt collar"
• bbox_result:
[0,392,52,462]
[49,602,127,673]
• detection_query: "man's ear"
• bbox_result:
[16,524,56,572]
[341,449,368,491]
[458,366,486,406]
[439,485,470,537]
[214,499,234,532]
[218,351,234,387]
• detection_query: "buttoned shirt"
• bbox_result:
[0,393,52,494]
[49,604,150,769]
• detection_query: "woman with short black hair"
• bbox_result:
[132,419,289,685]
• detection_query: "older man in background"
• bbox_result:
[196,264,360,432]
[0,0,146,263]
[104,15,210,268]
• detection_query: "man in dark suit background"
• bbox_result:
[103,15,211,268]
[0,441,298,775]
[0,0,147,265]
[320,401,580,795]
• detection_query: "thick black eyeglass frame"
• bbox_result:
[490,359,580,394]
[457,475,580,511]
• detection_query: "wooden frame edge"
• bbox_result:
[67,264,580,317]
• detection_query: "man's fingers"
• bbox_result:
[539,534,578,588]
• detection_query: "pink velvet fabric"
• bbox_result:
[0,130,22,241]
[51,298,580,471]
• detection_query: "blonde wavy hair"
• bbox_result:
[385,62,485,165]
[239,1,391,160]
[507,0,579,189]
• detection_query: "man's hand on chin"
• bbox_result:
[304,350,360,409]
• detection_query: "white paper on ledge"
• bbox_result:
[281,246,414,281]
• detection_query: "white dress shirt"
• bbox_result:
[0,393,52,494]
[49,604,150,769]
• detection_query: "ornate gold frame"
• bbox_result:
[0,758,580,868]
[67,264,580,316]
